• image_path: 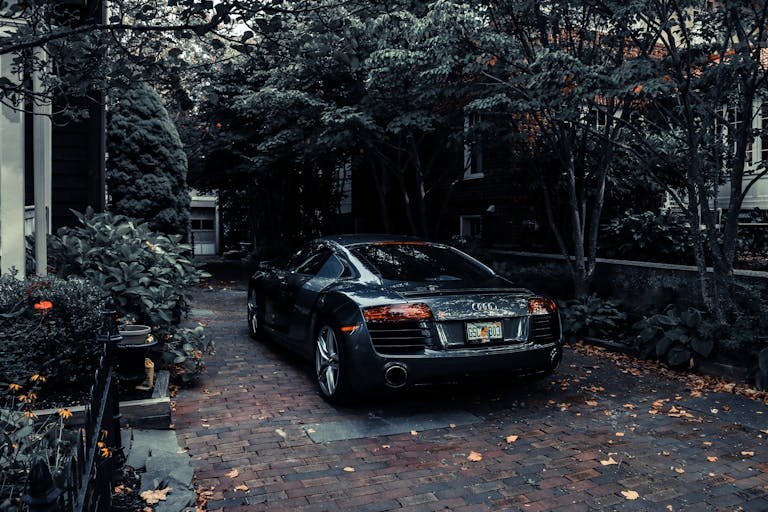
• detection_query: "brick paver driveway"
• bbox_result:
[174,288,768,511]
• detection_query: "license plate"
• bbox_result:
[465,321,503,343]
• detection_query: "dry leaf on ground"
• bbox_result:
[275,428,287,439]
[234,484,249,492]
[410,430,418,436]
[343,466,355,472]
[621,490,640,500]
[707,456,718,462]
[600,457,618,466]
[585,400,598,407]
[505,435,519,444]
[615,432,625,437]
[741,451,755,457]
[225,469,239,479]
[467,451,483,462]
[141,487,171,505]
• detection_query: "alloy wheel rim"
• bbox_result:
[315,326,339,396]
[248,297,258,334]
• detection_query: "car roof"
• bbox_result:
[318,234,428,248]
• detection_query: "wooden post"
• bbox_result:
[32,46,52,277]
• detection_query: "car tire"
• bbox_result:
[247,289,263,340]
[314,323,351,403]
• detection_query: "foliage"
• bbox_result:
[755,348,768,391]
[0,380,78,512]
[107,83,191,237]
[47,209,209,332]
[161,325,214,385]
[559,294,627,340]
[633,306,718,368]
[0,274,105,387]
[600,211,693,264]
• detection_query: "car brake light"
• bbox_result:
[363,303,433,323]
[528,297,557,315]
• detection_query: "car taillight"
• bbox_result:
[363,303,433,323]
[528,297,557,315]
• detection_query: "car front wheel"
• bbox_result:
[315,324,349,403]
[247,290,262,340]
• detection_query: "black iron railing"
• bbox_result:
[24,301,122,512]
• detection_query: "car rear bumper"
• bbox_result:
[345,338,564,392]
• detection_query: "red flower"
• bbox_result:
[33,300,53,311]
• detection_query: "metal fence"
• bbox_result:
[24,309,122,512]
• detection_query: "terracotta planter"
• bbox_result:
[118,325,151,345]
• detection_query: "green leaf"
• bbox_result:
[691,337,713,358]
[666,346,691,367]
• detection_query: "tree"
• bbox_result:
[463,0,660,297]
[107,83,190,237]
[621,1,768,321]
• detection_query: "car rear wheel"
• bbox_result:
[247,290,263,340]
[315,324,349,403]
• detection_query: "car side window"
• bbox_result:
[315,254,346,280]
[294,249,331,275]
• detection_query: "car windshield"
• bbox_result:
[351,243,492,282]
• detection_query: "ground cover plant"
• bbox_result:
[559,294,627,341]
[0,378,77,512]
[47,208,213,384]
[0,274,105,389]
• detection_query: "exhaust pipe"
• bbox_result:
[384,364,408,388]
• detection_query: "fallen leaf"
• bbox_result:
[666,506,674,511]
[707,456,718,462]
[343,466,355,472]
[702,441,712,447]
[382,444,390,449]
[621,490,640,500]
[467,451,483,462]
[673,467,685,474]
[623,404,636,410]
[600,457,618,466]
[741,451,755,457]
[234,484,249,492]
[615,432,625,437]
[505,435,519,444]
[307,427,315,433]
[141,487,171,505]
[662,451,670,456]
[710,408,718,414]
[275,428,287,439]
[449,423,456,428]
[585,400,598,407]
[411,430,418,436]
[760,429,768,435]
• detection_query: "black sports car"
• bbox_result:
[247,235,563,402]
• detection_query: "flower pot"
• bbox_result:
[118,325,151,345]
[115,325,157,382]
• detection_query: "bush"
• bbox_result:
[162,325,214,385]
[559,294,627,340]
[0,274,105,387]
[600,211,692,264]
[48,209,209,333]
[633,306,718,367]
[0,380,78,511]
[107,83,190,237]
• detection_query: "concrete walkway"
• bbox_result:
[174,287,768,511]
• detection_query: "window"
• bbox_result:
[463,113,484,179]
[294,249,331,275]
[315,254,347,280]
[351,243,492,282]
[190,219,214,230]
[459,215,482,239]
[761,104,768,163]
[727,104,754,168]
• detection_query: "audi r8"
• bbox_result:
[247,235,563,402]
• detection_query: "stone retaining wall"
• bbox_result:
[486,250,768,308]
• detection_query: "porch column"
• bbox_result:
[0,52,26,279]
[33,46,52,276]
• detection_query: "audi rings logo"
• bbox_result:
[471,302,498,312]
